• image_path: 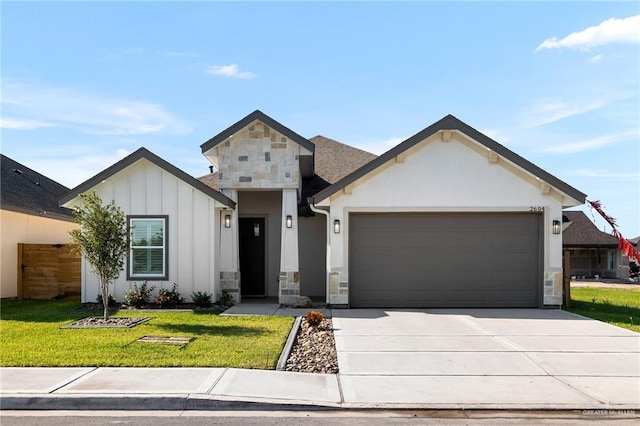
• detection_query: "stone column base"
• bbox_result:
[278,271,300,305]
[220,271,241,304]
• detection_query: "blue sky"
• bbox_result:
[2,1,639,237]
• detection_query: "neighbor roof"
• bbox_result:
[200,110,316,154]
[562,211,619,247]
[1,154,74,221]
[311,114,587,205]
[59,148,235,209]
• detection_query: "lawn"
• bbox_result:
[0,300,293,368]
[567,287,640,333]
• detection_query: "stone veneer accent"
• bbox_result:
[214,121,301,189]
[220,271,240,303]
[278,271,300,305]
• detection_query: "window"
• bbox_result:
[128,216,168,280]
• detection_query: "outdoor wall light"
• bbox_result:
[552,220,561,234]
[334,219,341,234]
[254,223,260,237]
[224,214,231,228]
[286,215,293,228]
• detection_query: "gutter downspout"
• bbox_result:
[308,197,331,306]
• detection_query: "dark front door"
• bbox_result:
[239,217,266,297]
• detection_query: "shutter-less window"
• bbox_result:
[129,217,167,279]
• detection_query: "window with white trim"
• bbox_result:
[128,216,168,279]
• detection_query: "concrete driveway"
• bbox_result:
[332,309,640,408]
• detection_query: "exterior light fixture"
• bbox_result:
[333,219,341,234]
[224,214,231,228]
[254,223,260,237]
[286,215,293,228]
[552,220,561,234]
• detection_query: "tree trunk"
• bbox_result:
[101,279,110,321]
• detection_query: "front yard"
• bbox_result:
[568,287,640,333]
[0,300,293,368]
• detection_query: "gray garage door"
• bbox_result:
[349,213,542,308]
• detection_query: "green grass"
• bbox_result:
[0,300,293,368]
[567,287,640,333]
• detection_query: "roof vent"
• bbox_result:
[12,168,23,174]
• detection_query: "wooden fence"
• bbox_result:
[17,243,81,300]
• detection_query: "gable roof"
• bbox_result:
[1,154,74,221]
[59,148,236,209]
[200,110,315,154]
[562,211,619,247]
[311,114,586,206]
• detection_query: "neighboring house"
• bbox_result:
[60,111,586,308]
[1,154,79,298]
[562,211,633,279]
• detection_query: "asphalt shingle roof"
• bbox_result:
[1,154,74,221]
[197,135,378,216]
[310,135,378,184]
[562,210,620,247]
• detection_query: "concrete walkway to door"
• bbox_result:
[332,308,640,408]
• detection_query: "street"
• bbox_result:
[1,410,638,425]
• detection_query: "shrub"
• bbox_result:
[218,290,234,307]
[156,283,183,308]
[96,293,117,307]
[123,281,156,308]
[191,291,213,308]
[305,310,323,327]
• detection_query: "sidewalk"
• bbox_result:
[2,362,638,411]
[0,367,341,410]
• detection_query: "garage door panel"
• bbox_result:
[350,213,541,308]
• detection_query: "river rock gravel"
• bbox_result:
[284,318,339,374]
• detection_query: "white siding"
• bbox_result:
[326,133,566,305]
[77,159,222,303]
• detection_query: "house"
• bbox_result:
[1,154,79,298]
[60,111,586,308]
[562,210,634,279]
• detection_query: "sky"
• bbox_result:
[2,1,639,237]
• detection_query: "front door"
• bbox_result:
[239,217,266,297]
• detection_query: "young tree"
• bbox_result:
[69,192,128,320]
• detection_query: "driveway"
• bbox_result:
[332,309,640,408]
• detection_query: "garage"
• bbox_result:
[349,212,542,308]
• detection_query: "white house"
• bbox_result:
[60,111,585,307]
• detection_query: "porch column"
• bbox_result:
[219,189,240,303]
[279,188,300,305]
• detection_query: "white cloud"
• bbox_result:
[540,129,639,154]
[205,64,256,79]
[1,79,190,135]
[588,54,604,62]
[523,98,609,128]
[536,15,640,52]
[0,117,55,130]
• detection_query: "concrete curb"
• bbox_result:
[0,394,339,411]
[276,316,302,371]
[3,394,638,412]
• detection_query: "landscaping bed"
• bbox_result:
[284,317,338,374]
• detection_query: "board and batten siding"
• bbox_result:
[77,159,220,303]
